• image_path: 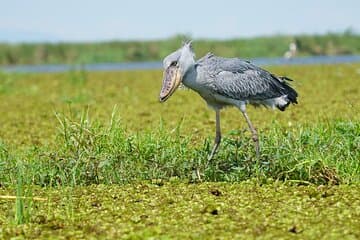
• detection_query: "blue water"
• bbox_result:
[2,55,360,73]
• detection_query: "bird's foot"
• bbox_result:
[208,130,221,161]
[195,168,202,182]
[255,145,260,159]
[208,151,215,161]
[252,135,260,159]
[208,145,219,161]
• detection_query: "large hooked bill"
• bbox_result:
[159,65,182,102]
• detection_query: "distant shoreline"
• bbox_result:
[1,33,359,66]
[2,55,360,73]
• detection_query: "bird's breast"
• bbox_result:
[183,69,208,92]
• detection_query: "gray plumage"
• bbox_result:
[160,42,298,160]
[187,52,298,111]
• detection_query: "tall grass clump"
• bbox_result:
[2,107,354,187]
[35,107,196,186]
[215,121,360,184]
[13,161,36,225]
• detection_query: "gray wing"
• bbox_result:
[197,54,288,100]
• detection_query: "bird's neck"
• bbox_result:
[182,64,198,90]
[179,54,195,75]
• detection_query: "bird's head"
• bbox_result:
[159,41,195,102]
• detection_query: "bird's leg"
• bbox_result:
[208,110,221,160]
[241,110,260,158]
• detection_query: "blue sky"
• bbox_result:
[1,0,359,42]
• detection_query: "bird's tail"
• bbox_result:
[276,76,298,111]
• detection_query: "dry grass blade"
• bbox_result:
[0,195,48,201]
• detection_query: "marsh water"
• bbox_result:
[2,54,360,73]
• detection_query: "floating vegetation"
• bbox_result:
[0,64,359,238]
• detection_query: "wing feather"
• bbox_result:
[197,54,289,100]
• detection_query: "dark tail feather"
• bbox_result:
[276,76,298,111]
[282,82,298,104]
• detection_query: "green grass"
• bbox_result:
[0,63,360,238]
[1,110,359,187]
[1,183,360,239]
[1,32,360,65]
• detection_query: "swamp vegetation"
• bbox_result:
[0,63,359,238]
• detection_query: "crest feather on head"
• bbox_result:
[182,40,193,50]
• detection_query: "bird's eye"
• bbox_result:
[170,61,178,67]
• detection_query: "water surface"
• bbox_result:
[2,55,360,73]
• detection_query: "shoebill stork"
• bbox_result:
[159,41,298,159]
